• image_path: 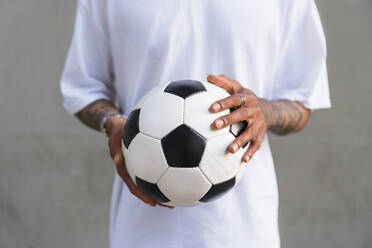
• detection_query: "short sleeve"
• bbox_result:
[272,0,331,110]
[60,1,115,114]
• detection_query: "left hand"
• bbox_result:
[207,74,268,163]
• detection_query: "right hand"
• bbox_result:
[105,117,173,209]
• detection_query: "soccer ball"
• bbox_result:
[122,80,248,206]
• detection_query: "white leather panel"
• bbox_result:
[201,81,230,99]
[139,92,184,139]
[199,134,245,184]
[124,133,169,184]
[122,144,136,182]
[184,91,229,139]
[157,167,212,206]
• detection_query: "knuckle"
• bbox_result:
[235,138,245,147]
[249,127,257,136]
[220,99,230,109]
[235,94,243,105]
[227,98,235,108]
[248,142,256,151]
[223,116,231,124]
[251,140,260,150]
[218,100,226,109]
[242,108,251,118]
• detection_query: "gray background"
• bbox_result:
[0,0,371,247]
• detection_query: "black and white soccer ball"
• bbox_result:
[122,80,248,207]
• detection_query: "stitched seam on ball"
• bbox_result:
[139,131,162,141]
[198,167,214,188]
[156,166,170,185]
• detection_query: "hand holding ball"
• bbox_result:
[122,80,248,207]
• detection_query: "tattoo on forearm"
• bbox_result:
[259,99,307,135]
[75,99,119,131]
[271,100,303,134]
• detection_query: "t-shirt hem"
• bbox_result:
[302,99,332,111]
[63,94,113,114]
[271,92,331,111]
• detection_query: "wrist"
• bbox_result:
[258,98,274,129]
[105,117,126,136]
[101,113,127,135]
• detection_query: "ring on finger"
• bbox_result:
[238,93,245,108]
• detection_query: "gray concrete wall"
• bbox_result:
[0,0,370,247]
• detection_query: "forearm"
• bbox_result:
[259,99,310,135]
[75,99,120,131]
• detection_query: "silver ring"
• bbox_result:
[238,93,245,108]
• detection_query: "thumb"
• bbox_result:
[207,74,241,94]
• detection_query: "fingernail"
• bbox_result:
[245,155,251,163]
[212,103,221,112]
[207,74,216,81]
[215,119,224,129]
[231,143,239,153]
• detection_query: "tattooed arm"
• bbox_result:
[258,99,310,136]
[75,99,172,208]
[75,99,120,131]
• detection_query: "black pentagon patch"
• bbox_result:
[230,121,248,137]
[122,109,140,149]
[135,176,170,203]
[199,177,236,203]
[229,108,249,148]
[161,124,206,168]
[164,80,206,99]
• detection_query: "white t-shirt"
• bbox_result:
[60,0,331,247]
